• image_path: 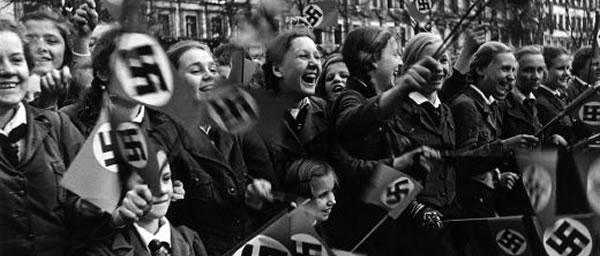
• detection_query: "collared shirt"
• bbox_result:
[470,85,495,105]
[133,217,172,252]
[409,91,441,108]
[0,102,27,160]
[539,84,562,98]
[289,97,311,120]
[132,106,145,124]
[512,86,536,103]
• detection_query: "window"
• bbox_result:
[158,14,170,37]
[372,0,379,8]
[558,15,563,30]
[185,15,197,38]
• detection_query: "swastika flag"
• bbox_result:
[542,214,600,256]
[302,1,338,28]
[362,164,423,219]
[405,0,434,24]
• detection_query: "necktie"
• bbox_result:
[0,124,26,166]
[523,98,536,115]
[286,104,309,134]
[148,239,171,256]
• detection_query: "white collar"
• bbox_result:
[409,91,440,108]
[199,125,212,135]
[539,84,561,97]
[512,86,536,103]
[290,97,311,119]
[470,85,495,105]
[0,102,26,136]
[133,217,171,252]
[132,106,145,124]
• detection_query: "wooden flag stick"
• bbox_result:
[432,0,487,59]
[350,214,390,253]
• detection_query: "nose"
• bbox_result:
[326,193,336,206]
[332,73,343,82]
[507,71,516,82]
[203,70,217,81]
[0,58,16,76]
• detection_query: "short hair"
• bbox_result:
[21,9,73,68]
[572,46,593,77]
[402,32,443,74]
[342,27,394,97]
[467,41,514,85]
[284,159,338,199]
[315,53,344,99]
[542,46,570,69]
[514,45,543,64]
[263,28,315,93]
[166,40,211,68]
[0,19,33,69]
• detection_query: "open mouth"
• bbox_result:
[199,84,214,93]
[331,84,344,93]
[0,82,18,89]
[301,73,318,84]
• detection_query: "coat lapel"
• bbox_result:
[170,226,192,256]
[400,100,441,136]
[465,88,498,134]
[186,129,234,172]
[299,100,328,145]
[18,105,51,168]
[505,93,537,126]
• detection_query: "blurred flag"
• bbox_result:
[541,214,599,256]
[229,50,259,86]
[571,135,600,216]
[289,206,335,256]
[405,0,433,24]
[445,215,544,256]
[362,164,423,219]
[205,86,259,134]
[571,86,600,134]
[517,149,558,229]
[302,1,338,29]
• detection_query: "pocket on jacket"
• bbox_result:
[187,172,214,201]
[51,161,67,204]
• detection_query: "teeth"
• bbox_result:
[0,83,16,89]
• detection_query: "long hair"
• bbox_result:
[542,46,569,70]
[315,53,344,100]
[21,9,73,68]
[284,158,338,199]
[467,41,514,86]
[342,27,393,98]
[263,28,315,94]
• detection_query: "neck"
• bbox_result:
[0,105,18,129]
[419,90,438,102]
[137,218,161,235]
[282,91,306,108]
[476,83,492,99]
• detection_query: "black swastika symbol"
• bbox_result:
[582,105,600,122]
[98,131,117,167]
[385,179,409,205]
[240,244,288,256]
[417,0,431,11]
[119,45,169,96]
[303,5,323,27]
[209,94,257,131]
[545,220,590,256]
[294,241,322,256]
[117,128,147,163]
[497,229,526,255]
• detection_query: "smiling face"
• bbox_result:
[579,55,600,84]
[128,151,173,221]
[0,31,29,110]
[478,52,517,100]
[545,54,572,90]
[371,38,401,92]
[23,19,65,74]
[177,47,218,98]
[323,62,349,101]
[516,53,546,94]
[273,36,321,101]
[416,41,450,95]
[306,172,336,223]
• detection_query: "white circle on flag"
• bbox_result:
[578,101,600,126]
[113,33,174,107]
[291,233,328,256]
[495,229,527,255]
[415,0,433,13]
[302,4,324,28]
[232,235,291,256]
[522,164,552,213]
[116,122,148,169]
[92,123,119,173]
[543,218,592,256]
[587,158,600,215]
[380,177,414,209]
[206,87,259,134]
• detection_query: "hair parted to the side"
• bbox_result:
[166,40,212,68]
[515,45,543,63]
[263,28,315,94]
[572,46,593,77]
[0,19,33,70]
[284,158,338,199]
[342,27,394,98]
[467,41,514,86]
[542,46,570,70]
[21,9,74,68]
[402,32,443,74]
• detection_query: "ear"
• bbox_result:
[475,66,485,77]
[272,65,283,78]
[95,69,110,82]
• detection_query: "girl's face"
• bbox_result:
[416,40,450,94]
[545,54,572,90]
[0,31,29,110]
[306,172,336,223]
[478,52,517,100]
[579,55,600,84]
[127,151,173,221]
[177,47,218,98]
[274,36,321,100]
[372,38,401,92]
[324,62,349,101]
[23,19,65,74]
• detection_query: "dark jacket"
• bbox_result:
[498,91,543,140]
[86,224,208,256]
[535,86,589,144]
[0,104,84,256]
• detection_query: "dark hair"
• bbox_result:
[284,159,338,199]
[263,28,315,93]
[21,9,73,68]
[0,19,34,70]
[467,41,513,85]
[315,53,344,100]
[166,40,211,68]
[213,43,250,66]
[542,46,569,70]
[572,46,593,77]
[342,27,393,97]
